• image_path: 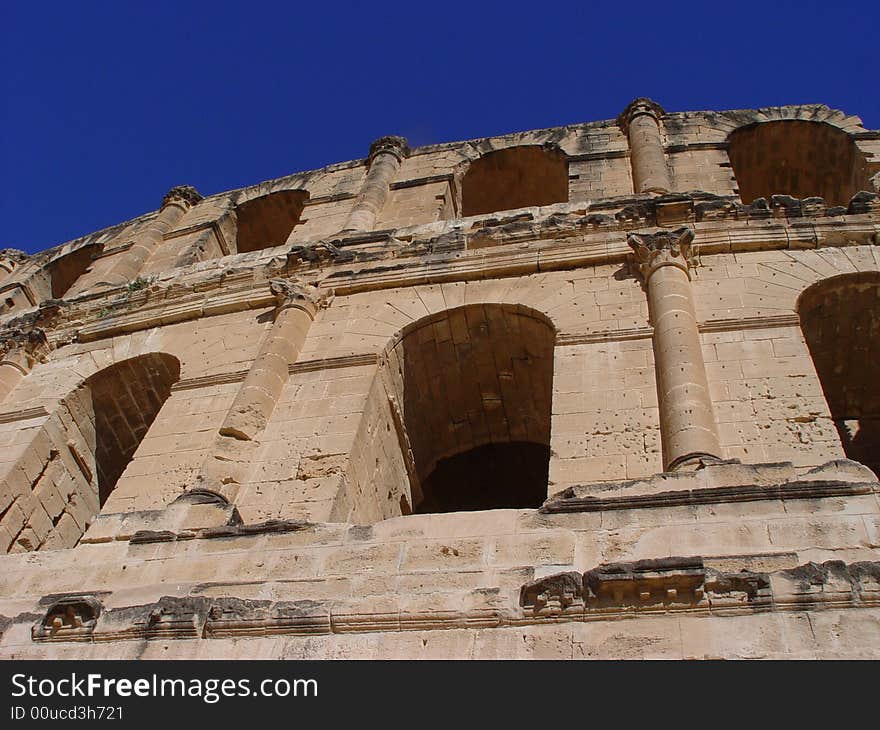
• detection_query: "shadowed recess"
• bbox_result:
[48,244,101,299]
[234,189,309,253]
[728,120,871,206]
[417,442,551,513]
[84,353,180,504]
[387,303,555,513]
[799,273,880,476]
[461,146,569,217]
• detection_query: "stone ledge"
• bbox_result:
[541,478,876,514]
[542,459,879,513]
[519,557,880,620]
[24,558,880,643]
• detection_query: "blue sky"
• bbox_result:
[3,1,877,254]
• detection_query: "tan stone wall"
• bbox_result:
[1,102,879,659]
[1,459,878,658]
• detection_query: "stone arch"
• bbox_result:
[727,120,872,206]
[81,353,180,504]
[798,272,880,475]
[46,243,103,299]
[233,189,310,253]
[380,303,556,514]
[460,145,569,217]
[0,352,180,553]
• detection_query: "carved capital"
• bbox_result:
[368,135,410,165]
[627,227,696,281]
[161,185,203,210]
[617,97,666,135]
[269,279,329,317]
[0,327,50,372]
[0,248,28,275]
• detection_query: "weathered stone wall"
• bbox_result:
[1,101,879,659]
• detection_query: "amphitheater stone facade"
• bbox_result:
[1,100,880,659]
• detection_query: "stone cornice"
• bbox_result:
[24,556,880,643]
[12,192,878,343]
[322,217,879,296]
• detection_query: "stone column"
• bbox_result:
[0,328,50,404]
[173,280,327,508]
[219,280,326,441]
[618,98,672,195]
[628,227,721,470]
[342,136,409,232]
[96,185,202,288]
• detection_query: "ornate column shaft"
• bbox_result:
[342,136,409,232]
[0,328,50,404]
[96,185,202,288]
[618,98,672,195]
[628,228,721,470]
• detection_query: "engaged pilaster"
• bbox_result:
[219,280,326,442]
[0,328,50,403]
[628,227,721,470]
[96,185,202,288]
[618,98,672,195]
[342,136,409,232]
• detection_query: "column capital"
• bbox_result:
[617,97,666,134]
[368,135,410,165]
[161,185,203,210]
[0,248,28,275]
[627,227,695,281]
[0,327,50,373]
[269,279,330,317]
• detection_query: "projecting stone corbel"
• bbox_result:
[32,595,103,642]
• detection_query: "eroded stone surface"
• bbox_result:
[1,100,879,658]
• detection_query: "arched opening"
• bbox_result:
[727,120,871,206]
[799,273,880,476]
[234,189,309,253]
[461,146,569,217]
[1,353,179,553]
[84,354,180,505]
[385,304,555,514]
[47,244,101,299]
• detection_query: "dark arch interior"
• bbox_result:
[417,442,551,513]
[387,304,555,514]
[84,353,180,504]
[48,244,101,299]
[727,120,870,206]
[235,190,309,253]
[461,146,569,217]
[799,274,880,476]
